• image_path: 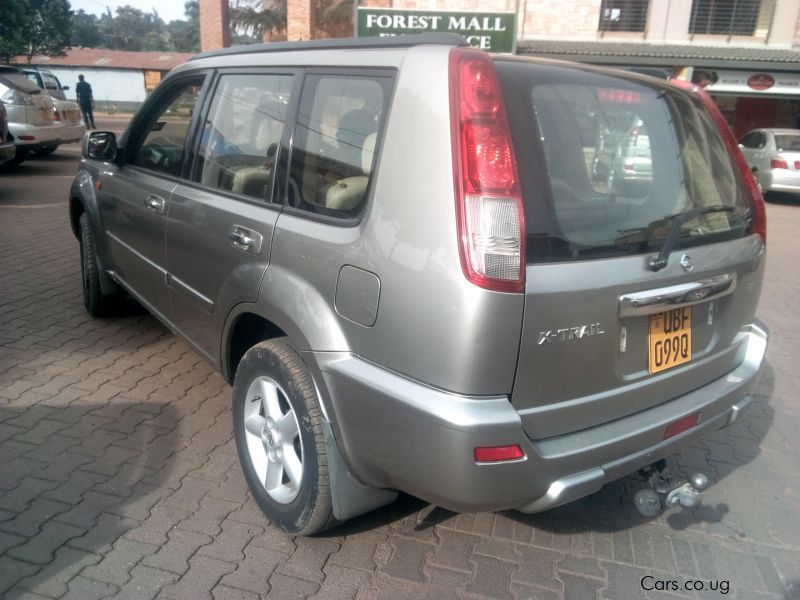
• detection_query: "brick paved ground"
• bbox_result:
[1,138,799,599]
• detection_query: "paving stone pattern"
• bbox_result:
[1,152,799,599]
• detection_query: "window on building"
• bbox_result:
[598,0,649,32]
[689,0,774,37]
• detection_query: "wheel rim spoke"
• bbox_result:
[244,414,266,438]
[259,379,283,421]
[281,448,303,487]
[276,411,298,441]
[264,459,284,491]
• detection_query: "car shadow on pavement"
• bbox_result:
[0,400,180,597]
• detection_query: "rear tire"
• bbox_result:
[79,213,123,317]
[33,144,59,156]
[233,339,335,535]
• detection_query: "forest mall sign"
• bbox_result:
[356,8,517,53]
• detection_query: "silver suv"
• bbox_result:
[70,35,768,534]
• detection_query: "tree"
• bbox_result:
[167,1,201,53]
[230,0,286,41]
[0,1,29,62]
[71,9,102,48]
[0,0,73,64]
[99,6,166,52]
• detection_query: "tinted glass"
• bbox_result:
[775,134,800,152]
[195,73,293,201]
[131,79,203,176]
[496,61,751,263]
[739,132,757,148]
[287,74,390,218]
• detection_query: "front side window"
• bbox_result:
[287,74,390,218]
[194,73,293,201]
[598,0,649,32]
[130,78,204,176]
[495,61,751,263]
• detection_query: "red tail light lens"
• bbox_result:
[670,80,766,244]
[795,161,800,170]
[770,157,788,169]
[450,48,525,293]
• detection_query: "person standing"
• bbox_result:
[75,74,96,129]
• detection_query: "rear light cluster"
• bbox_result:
[770,157,788,169]
[670,80,766,244]
[53,108,61,122]
[449,48,525,293]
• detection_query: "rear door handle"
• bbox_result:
[144,195,165,215]
[229,225,263,254]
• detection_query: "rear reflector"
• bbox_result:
[663,412,700,440]
[770,157,788,169]
[18,135,35,141]
[474,444,525,463]
[450,48,525,293]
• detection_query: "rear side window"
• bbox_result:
[194,73,293,201]
[496,61,751,263]
[775,133,800,152]
[287,74,391,219]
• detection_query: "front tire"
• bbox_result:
[233,339,334,535]
[79,213,122,317]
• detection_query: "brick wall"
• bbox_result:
[199,0,231,51]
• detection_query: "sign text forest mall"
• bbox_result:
[356,7,517,53]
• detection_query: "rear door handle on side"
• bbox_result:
[144,195,166,215]
[229,225,263,255]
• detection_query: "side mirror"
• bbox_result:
[61,85,69,91]
[738,143,744,149]
[83,131,118,161]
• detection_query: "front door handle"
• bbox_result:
[229,225,263,255]
[144,195,165,215]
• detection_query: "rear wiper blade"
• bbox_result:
[647,205,734,272]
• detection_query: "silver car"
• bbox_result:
[69,35,768,534]
[0,66,60,166]
[22,67,85,155]
[0,100,15,166]
[738,128,800,196]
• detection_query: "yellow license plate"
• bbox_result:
[648,307,692,374]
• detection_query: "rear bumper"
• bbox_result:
[0,142,15,165]
[8,122,61,146]
[56,123,85,144]
[763,170,800,193]
[315,321,767,513]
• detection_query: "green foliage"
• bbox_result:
[0,0,73,63]
[230,0,287,40]
[72,9,102,48]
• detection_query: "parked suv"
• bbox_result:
[22,67,84,155]
[70,35,768,534]
[0,66,60,166]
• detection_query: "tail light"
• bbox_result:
[449,48,525,293]
[795,161,800,170]
[670,80,766,244]
[52,108,61,121]
[770,157,788,169]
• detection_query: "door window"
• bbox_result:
[130,78,204,177]
[287,74,390,218]
[194,73,293,201]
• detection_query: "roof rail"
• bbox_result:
[189,33,468,61]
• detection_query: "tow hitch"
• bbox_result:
[633,461,709,517]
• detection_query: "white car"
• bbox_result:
[738,128,800,197]
[23,67,84,155]
[0,66,60,166]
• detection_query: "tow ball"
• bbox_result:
[633,461,709,518]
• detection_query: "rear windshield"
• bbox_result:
[495,60,751,263]
[775,134,800,152]
[0,71,41,95]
